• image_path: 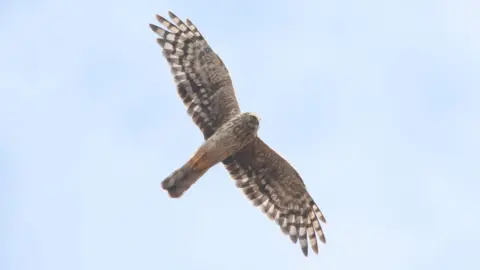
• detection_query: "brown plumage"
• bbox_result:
[149,11,327,256]
[161,113,260,198]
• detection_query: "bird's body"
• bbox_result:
[149,11,327,256]
[162,112,260,198]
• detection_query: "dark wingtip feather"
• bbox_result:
[149,23,158,32]
[156,14,167,23]
[320,216,327,223]
[319,234,326,244]
[301,245,308,257]
[289,233,298,244]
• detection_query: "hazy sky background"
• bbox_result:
[1,0,479,269]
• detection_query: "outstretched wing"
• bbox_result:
[149,12,241,139]
[223,138,327,256]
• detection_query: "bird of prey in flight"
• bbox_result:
[149,11,327,256]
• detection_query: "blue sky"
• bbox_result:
[1,0,479,269]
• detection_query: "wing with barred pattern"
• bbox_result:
[149,11,241,139]
[223,138,327,256]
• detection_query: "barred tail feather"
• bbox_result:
[161,164,207,198]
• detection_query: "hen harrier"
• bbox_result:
[149,11,327,256]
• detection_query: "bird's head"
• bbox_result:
[243,112,261,131]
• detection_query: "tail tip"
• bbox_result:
[161,169,189,198]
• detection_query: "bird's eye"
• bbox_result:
[251,116,258,125]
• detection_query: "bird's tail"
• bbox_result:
[161,163,208,198]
